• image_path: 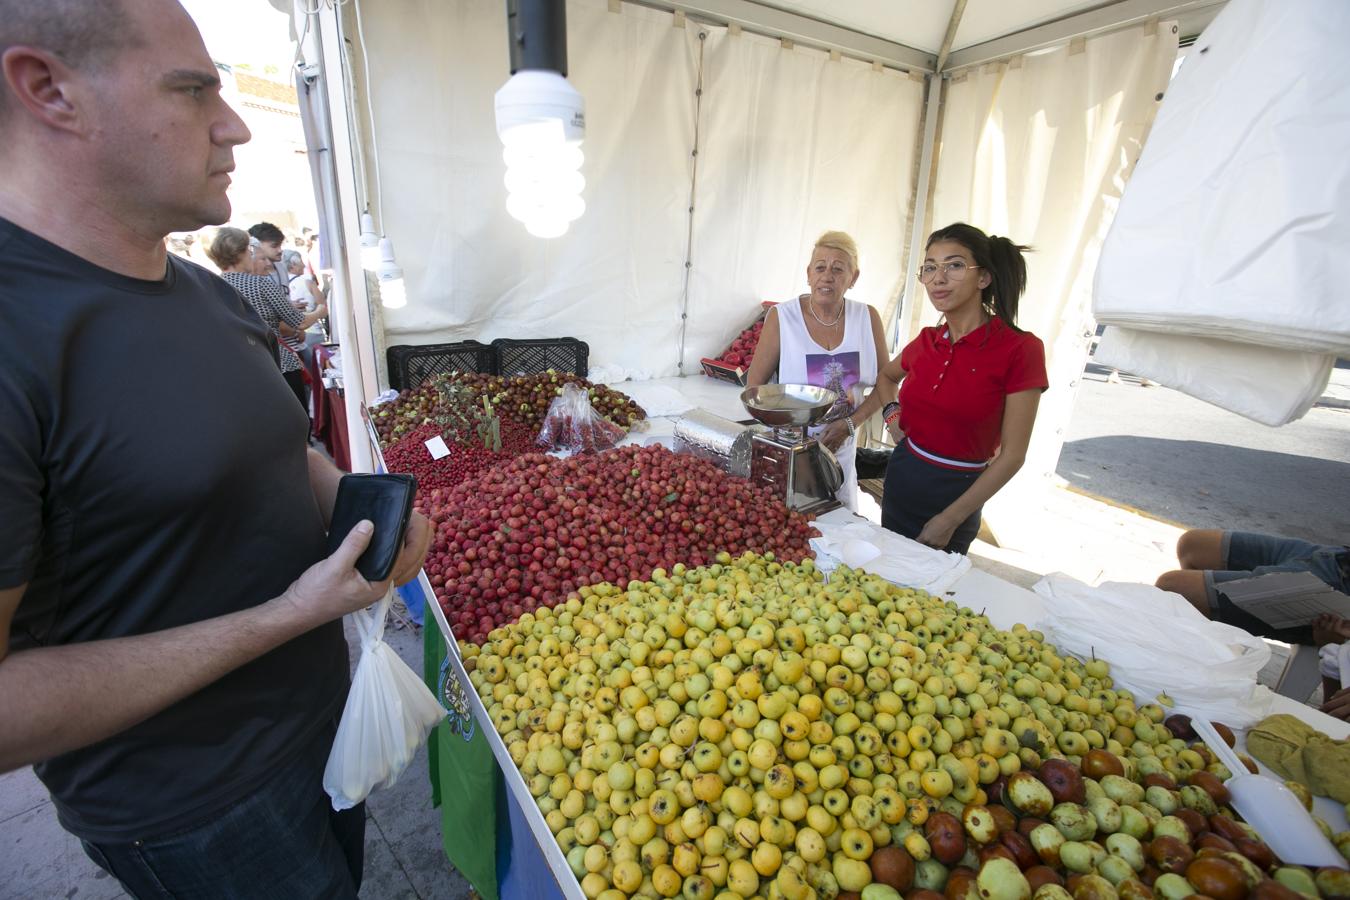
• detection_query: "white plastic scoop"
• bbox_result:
[1191,717,1346,869]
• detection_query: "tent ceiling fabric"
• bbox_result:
[753,0,952,53]
[717,0,1158,55]
[950,0,1113,50]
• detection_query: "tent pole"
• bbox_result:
[311,1,379,472]
[676,29,708,376]
[934,0,969,73]
[893,73,943,354]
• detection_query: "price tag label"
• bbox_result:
[424,435,451,460]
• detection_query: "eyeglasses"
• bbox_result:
[917,261,981,283]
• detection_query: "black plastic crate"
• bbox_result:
[386,341,497,391]
[491,337,589,377]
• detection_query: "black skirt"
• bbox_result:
[880,442,984,554]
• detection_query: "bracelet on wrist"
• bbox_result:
[844,417,856,438]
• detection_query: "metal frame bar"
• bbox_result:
[934,0,969,74]
[311,6,378,472]
[638,0,937,72]
[892,73,944,353]
[943,0,1224,71]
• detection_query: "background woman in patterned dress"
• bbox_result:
[208,227,326,412]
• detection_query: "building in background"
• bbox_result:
[223,65,319,233]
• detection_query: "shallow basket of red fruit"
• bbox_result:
[701,301,776,386]
[421,444,817,643]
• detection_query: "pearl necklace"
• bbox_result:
[807,296,843,328]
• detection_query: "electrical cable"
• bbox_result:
[351,0,384,235]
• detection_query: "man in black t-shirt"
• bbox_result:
[0,2,431,898]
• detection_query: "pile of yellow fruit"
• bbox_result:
[461,553,1182,900]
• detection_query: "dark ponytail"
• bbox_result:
[926,222,1031,328]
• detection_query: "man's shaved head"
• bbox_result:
[0,0,249,251]
[0,0,137,115]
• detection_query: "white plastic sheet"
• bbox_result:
[810,520,971,595]
[1094,325,1334,426]
[1093,0,1350,356]
[1033,574,1274,728]
[324,590,446,811]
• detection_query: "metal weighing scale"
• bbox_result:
[740,384,845,516]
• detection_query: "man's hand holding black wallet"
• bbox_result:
[324,474,418,583]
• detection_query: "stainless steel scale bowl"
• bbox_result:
[741,384,844,515]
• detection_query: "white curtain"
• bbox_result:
[686,29,925,366]
[350,0,922,379]
[354,0,699,377]
[918,22,1177,545]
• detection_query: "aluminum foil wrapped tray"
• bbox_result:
[673,409,754,478]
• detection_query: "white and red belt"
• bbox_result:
[905,438,990,471]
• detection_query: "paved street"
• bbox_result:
[1058,362,1350,546]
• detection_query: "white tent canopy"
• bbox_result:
[292,0,1213,527]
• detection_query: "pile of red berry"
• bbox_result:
[382,423,534,503]
[420,444,818,644]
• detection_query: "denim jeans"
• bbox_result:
[80,721,364,899]
[1207,531,1350,643]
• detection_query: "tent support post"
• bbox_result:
[311,2,380,471]
[676,30,708,376]
[893,73,943,354]
[934,0,969,73]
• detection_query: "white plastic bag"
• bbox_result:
[1033,574,1274,728]
[536,382,626,454]
[324,590,446,810]
[809,521,971,595]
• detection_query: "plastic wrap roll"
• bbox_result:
[673,409,753,477]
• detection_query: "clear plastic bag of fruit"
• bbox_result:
[536,382,627,454]
[323,589,446,810]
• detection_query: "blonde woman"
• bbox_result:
[746,231,888,509]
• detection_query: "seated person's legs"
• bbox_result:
[1175,529,1226,571]
[1155,569,1210,615]
[1223,531,1330,574]
[1157,530,1340,643]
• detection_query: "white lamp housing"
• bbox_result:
[494,70,586,239]
[359,211,381,270]
[376,237,406,309]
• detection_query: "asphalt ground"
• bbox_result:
[1057,362,1350,547]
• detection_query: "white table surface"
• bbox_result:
[608,374,751,425]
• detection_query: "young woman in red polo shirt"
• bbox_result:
[828,223,1047,553]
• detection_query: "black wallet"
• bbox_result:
[324,474,417,582]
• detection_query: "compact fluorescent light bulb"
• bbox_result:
[376,237,406,309]
[494,70,586,239]
[359,212,381,270]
